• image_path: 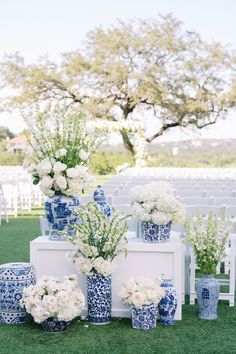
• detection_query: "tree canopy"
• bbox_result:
[1,14,235,160]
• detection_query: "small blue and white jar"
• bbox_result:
[87,273,112,325]
[131,303,158,330]
[93,185,111,217]
[196,275,220,320]
[0,263,36,324]
[142,221,172,243]
[41,317,71,332]
[44,195,80,240]
[158,280,177,325]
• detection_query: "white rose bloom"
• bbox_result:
[40,185,55,197]
[55,176,67,190]
[53,161,67,174]
[79,149,89,161]
[67,167,79,179]
[38,158,52,175]
[55,148,67,158]
[41,175,53,189]
[75,165,88,175]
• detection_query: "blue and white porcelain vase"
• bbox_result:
[93,185,111,217]
[196,275,220,320]
[41,317,71,332]
[87,274,112,325]
[44,195,80,240]
[0,263,36,324]
[158,280,177,325]
[131,303,158,330]
[142,221,172,243]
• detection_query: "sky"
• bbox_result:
[0,0,236,141]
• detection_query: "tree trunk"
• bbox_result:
[119,128,135,156]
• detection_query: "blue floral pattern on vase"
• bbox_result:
[196,275,220,320]
[44,195,80,240]
[41,317,71,332]
[131,303,158,330]
[158,281,177,325]
[87,274,112,325]
[0,263,36,324]
[142,221,171,243]
[93,185,111,217]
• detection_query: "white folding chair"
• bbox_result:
[178,196,214,206]
[39,216,49,236]
[110,196,130,205]
[175,190,205,198]
[0,184,9,225]
[185,205,224,217]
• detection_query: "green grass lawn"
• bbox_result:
[1,216,236,354]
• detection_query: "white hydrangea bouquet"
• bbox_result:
[130,181,185,225]
[119,277,165,309]
[23,107,103,197]
[67,203,128,277]
[20,275,85,323]
[185,212,231,274]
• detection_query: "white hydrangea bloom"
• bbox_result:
[53,161,67,174]
[79,149,89,161]
[55,176,67,190]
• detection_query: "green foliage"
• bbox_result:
[0,139,24,166]
[91,151,134,175]
[0,126,14,141]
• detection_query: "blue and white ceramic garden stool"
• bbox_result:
[0,262,36,324]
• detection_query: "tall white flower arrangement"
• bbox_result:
[130,181,185,224]
[23,107,104,197]
[185,212,231,274]
[67,203,128,276]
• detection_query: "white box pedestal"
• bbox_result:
[30,234,183,320]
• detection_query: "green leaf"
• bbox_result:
[33,177,40,185]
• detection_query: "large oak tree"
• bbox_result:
[1,14,235,155]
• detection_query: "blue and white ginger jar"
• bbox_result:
[0,263,36,324]
[158,280,177,325]
[196,275,220,320]
[142,221,172,243]
[44,195,80,240]
[93,185,111,217]
[87,274,112,325]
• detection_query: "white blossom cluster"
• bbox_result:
[67,203,128,277]
[185,212,232,274]
[23,109,103,197]
[20,275,85,323]
[119,277,165,309]
[130,182,185,224]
